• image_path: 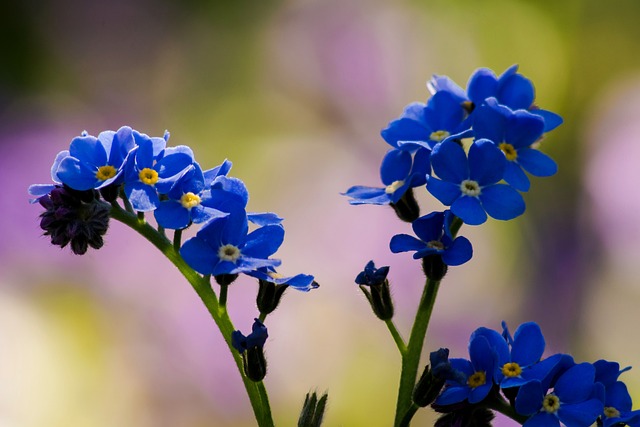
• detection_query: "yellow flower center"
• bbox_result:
[502,362,522,378]
[430,130,450,142]
[96,165,117,181]
[542,395,560,414]
[268,271,285,279]
[604,407,621,418]
[460,179,481,197]
[385,180,405,194]
[499,143,518,161]
[218,244,241,262]
[139,168,159,185]
[467,371,486,389]
[180,192,201,209]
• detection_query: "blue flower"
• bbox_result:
[515,363,604,427]
[429,65,563,132]
[426,139,525,225]
[435,334,498,405]
[54,126,136,191]
[232,318,268,353]
[153,160,233,229]
[343,147,430,205]
[389,210,472,265]
[355,260,390,286]
[473,98,556,192]
[594,360,640,427]
[123,132,194,212]
[179,208,284,276]
[381,91,472,150]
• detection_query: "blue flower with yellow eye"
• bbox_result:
[381,91,472,150]
[429,65,563,132]
[54,126,136,191]
[473,98,555,192]
[389,210,472,266]
[594,360,640,427]
[426,139,525,225]
[343,147,430,205]
[179,207,284,276]
[123,132,194,212]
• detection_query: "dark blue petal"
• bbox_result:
[532,109,563,132]
[557,399,604,427]
[505,110,545,148]
[180,236,217,275]
[503,161,531,192]
[242,224,285,258]
[428,74,468,103]
[554,363,595,403]
[154,200,191,229]
[469,382,493,404]
[473,100,509,143]
[524,412,559,427]
[412,211,444,242]
[517,148,558,177]
[479,184,525,221]
[442,236,473,266]
[390,234,425,253]
[381,149,412,185]
[511,322,545,367]
[467,68,498,105]
[211,176,250,206]
[515,380,544,416]
[468,139,506,186]
[424,91,466,132]
[451,196,487,225]
[204,159,233,186]
[470,327,509,374]
[426,176,460,206]
[430,140,469,184]
[435,385,469,405]
[497,73,535,110]
[469,335,496,373]
[607,381,633,411]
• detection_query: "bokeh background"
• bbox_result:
[2,0,640,425]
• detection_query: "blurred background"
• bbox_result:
[2,0,640,425]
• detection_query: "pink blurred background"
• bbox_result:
[2,0,640,425]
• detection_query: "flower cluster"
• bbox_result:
[431,322,640,427]
[344,65,562,271]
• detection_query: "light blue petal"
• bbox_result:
[69,135,106,167]
[242,224,285,258]
[56,157,99,190]
[247,212,283,226]
[126,182,160,212]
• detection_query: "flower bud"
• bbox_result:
[421,254,448,281]
[390,188,420,223]
[356,261,394,320]
[256,279,289,315]
[298,391,328,427]
[232,319,269,382]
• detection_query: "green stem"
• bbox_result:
[487,395,528,424]
[393,278,441,427]
[385,319,407,355]
[219,284,229,308]
[173,229,182,252]
[110,204,274,427]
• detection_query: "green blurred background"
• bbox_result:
[2,0,640,425]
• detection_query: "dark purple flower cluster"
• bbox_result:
[432,322,640,427]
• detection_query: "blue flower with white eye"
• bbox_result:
[474,98,556,192]
[429,65,563,132]
[389,210,472,266]
[123,132,194,212]
[515,363,604,427]
[426,139,525,225]
[381,91,472,150]
[343,147,430,205]
[54,126,136,191]
[179,206,284,276]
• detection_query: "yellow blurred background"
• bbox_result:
[2,0,640,425]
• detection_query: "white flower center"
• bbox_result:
[385,180,405,194]
[218,244,241,262]
[460,179,481,197]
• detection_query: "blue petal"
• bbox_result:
[479,184,525,221]
[532,109,563,132]
[554,363,595,403]
[180,236,217,275]
[511,322,545,367]
[342,186,389,205]
[230,256,281,275]
[69,135,106,167]
[442,236,473,266]
[50,150,69,182]
[470,327,509,376]
[56,156,99,190]
[506,110,545,148]
[430,140,469,183]
[498,73,535,110]
[473,100,509,143]
[126,182,160,211]
[412,211,444,243]
[503,161,531,192]
[517,148,558,177]
[247,212,283,226]
[469,383,493,404]
[381,149,412,184]
[211,176,250,206]
[435,385,469,405]
[108,126,135,166]
[469,335,496,373]
[204,159,233,186]
[426,176,460,206]
[242,224,285,258]
[468,139,506,186]
[515,380,544,416]
[451,196,487,225]
[467,68,499,105]
[523,412,559,427]
[424,91,466,132]
[557,399,604,427]
[390,234,425,253]
[154,201,191,229]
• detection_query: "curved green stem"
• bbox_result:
[110,204,274,427]
[487,395,528,424]
[385,319,407,355]
[393,278,441,427]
